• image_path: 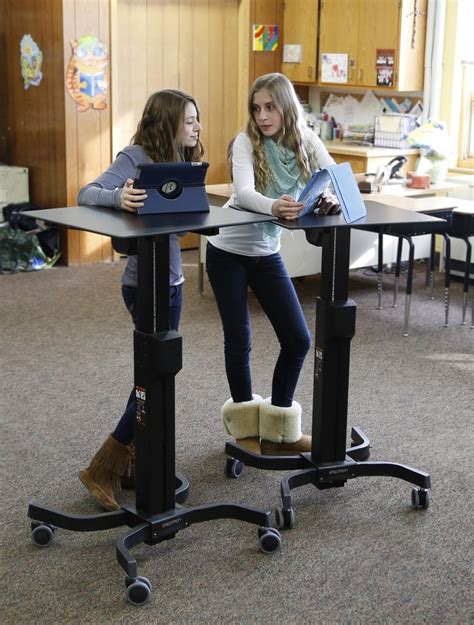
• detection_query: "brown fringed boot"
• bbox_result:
[121,443,135,490]
[259,398,312,456]
[221,394,263,454]
[79,434,133,510]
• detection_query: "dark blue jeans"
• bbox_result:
[112,283,182,445]
[206,243,311,407]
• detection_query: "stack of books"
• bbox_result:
[342,124,375,146]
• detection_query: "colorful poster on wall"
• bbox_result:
[253,25,278,51]
[376,49,395,87]
[321,53,348,83]
[20,34,43,90]
[66,35,109,112]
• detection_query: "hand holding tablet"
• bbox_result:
[297,162,367,223]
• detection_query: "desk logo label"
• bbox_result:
[136,387,146,401]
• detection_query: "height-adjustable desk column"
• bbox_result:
[26,204,281,607]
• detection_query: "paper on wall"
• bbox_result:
[323,91,384,128]
[283,44,302,63]
[357,91,384,125]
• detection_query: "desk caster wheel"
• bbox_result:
[275,507,295,530]
[225,457,244,479]
[125,576,152,606]
[258,527,282,554]
[411,487,430,509]
[31,522,56,548]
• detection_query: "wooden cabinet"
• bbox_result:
[324,140,419,175]
[330,151,418,175]
[318,0,427,90]
[281,0,319,83]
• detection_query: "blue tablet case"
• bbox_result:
[298,162,367,223]
[134,162,209,215]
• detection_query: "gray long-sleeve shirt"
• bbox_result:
[77,144,184,288]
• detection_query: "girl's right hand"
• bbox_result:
[120,179,147,212]
[271,195,304,220]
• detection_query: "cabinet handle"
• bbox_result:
[358,68,363,82]
[349,58,355,83]
[308,66,313,78]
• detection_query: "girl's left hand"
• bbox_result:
[317,192,341,216]
[271,194,304,220]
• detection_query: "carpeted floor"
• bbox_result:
[1,249,473,624]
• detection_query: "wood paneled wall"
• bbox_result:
[112,0,239,185]
[62,0,112,263]
[2,0,67,209]
[248,0,284,85]
[2,0,284,263]
[111,0,283,184]
[2,0,113,264]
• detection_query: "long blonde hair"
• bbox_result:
[131,89,204,163]
[246,73,318,192]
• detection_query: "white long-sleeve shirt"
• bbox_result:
[208,131,335,256]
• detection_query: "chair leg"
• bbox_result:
[443,234,451,327]
[393,236,403,309]
[198,261,204,294]
[377,231,384,310]
[403,237,415,337]
[461,237,472,325]
[427,233,436,298]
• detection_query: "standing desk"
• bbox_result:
[25,204,281,606]
[225,201,447,529]
[374,195,474,326]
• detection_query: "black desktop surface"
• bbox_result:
[26,200,446,239]
[25,204,273,238]
[276,200,447,233]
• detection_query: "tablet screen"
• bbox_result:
[297,169,331,216]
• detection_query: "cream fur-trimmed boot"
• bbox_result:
[221,394,263,454]
[259,397,311,456]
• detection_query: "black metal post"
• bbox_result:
[134,235,181,515]
[311,227,356,463]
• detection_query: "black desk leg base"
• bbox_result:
[224,427,371,478]
[28,474,190,543]
[113,503,278,605]
[28,497,279,607]
[276,454,431,530]
[116,501,277,576]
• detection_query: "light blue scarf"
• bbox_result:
[255,138,306,241]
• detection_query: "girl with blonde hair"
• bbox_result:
[206,73,339,455]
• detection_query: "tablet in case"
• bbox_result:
[134,161,209,215]
[298,162,367,223]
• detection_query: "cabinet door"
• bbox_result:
[329,152,367,173]
[398,0,427,91]
[319,0,359,85]
[357,0,400,87]
[281,0,319,83]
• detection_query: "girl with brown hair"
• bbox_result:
[77,89,203,510]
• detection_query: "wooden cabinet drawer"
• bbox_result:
[330,153,366,174]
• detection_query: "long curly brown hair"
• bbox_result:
[246,73,318,192]
[131,89,204,163]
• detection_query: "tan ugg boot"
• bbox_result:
[259,398,311,456]
[221,394,263,454]
[79,434,133,510]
